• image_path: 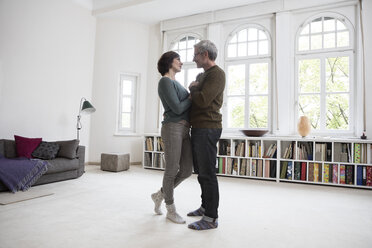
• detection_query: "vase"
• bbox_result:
[298,116,311,137]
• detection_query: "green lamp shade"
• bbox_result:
[81,100,96,114]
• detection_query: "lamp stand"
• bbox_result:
[76,115,82,140]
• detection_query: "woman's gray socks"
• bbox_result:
[151,189,164,215]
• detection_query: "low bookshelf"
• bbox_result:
[143,134,372,189]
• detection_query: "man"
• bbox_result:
[187,40,225,230]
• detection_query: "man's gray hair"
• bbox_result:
[194,40,218,61]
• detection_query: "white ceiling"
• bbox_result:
[86,0,271,24]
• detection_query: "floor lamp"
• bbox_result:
[76,97,96,140]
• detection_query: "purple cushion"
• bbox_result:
[14,135,42,158]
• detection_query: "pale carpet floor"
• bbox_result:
[0,164,372,248]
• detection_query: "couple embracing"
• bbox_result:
[151,40,225,231]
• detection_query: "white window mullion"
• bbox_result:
[320,56,326,130]
[245,62,250,128]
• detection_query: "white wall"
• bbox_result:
[89,17,151,163]
[0,0,96,156]
[144,24,162,134]
[363,0,372,139]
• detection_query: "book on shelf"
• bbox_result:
[359,143,369,163]
[287,161,293,180]
[346,165,354,185]
[332,164,338,184]
[313,163,319,182]
[251,159,257,176]
[308,163,314,181]
[340,165,346,184]
[240,159,247,176]
[269,160,276,178]
[232,159,238,175]
[301,162,307,181]
[280,162,288,179]
[357,166,363,185]
[326,143,332,161]
[294,162,301,180]
[264,160,270,178]
[367,167,372,186]
[226,158,233,175]
[257,160,263,177]
[218,157,224,174]
[323,164,336,184]
[329,164,333,183]
[354,143,361,163]
[324,164,329,183]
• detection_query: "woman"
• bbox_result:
[151,51,193,224]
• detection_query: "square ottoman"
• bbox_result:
[101,153,130,172]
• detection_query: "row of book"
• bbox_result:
[219,140,264,157]
[314,143,332,162]
[354,143,371,164]
[234,141,245,157]
[218,160,371,186]
[218,140,231,156]
[357,166,372,186]
[145,137,154,151]
[336,143,351,163]
[280,162,356,185]
[153,153,165,168]
[282,142,295,159]
[144,152,153,167]
[156,137,164,152]
[217,158,276,178]
[263,143,277,158]
[297,142,313,160]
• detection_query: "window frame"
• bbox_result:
[117,73,139,134]
[294,13,355,135]
[223,24,272,132]
[296,13,354,55]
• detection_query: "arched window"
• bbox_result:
[225,26,271,130]
[296,15,353,133]
[171,35,203,88]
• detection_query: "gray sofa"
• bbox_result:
[0,139,85,192]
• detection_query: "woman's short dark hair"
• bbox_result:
[157,51,180,76]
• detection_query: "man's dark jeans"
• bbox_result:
[191,128,222,219]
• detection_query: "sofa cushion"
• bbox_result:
[56,140,79,159]
[14,135,42,158]
[45,158,79,174]
[0,140,4,157]
[3,140,17,158]
[32,141,60,160]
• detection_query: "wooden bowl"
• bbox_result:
[240,129,269,137]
